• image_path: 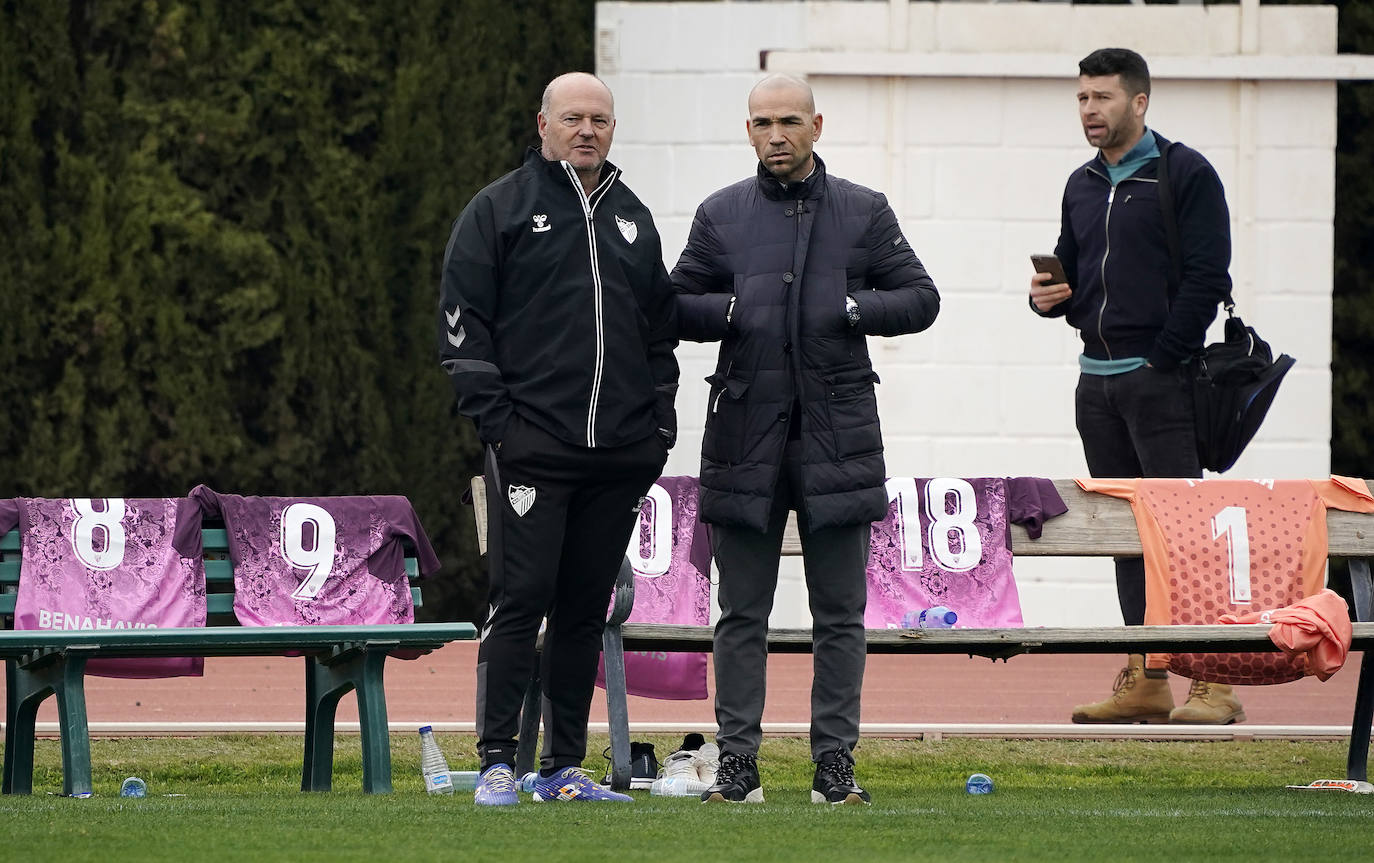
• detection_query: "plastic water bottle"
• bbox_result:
[519,771,540,793]
[418,725,455,794]
[902,606,958,629]
[919,606,957,628]
[965,772,994,794]
[119,777,147,798]
[450,770,480,791]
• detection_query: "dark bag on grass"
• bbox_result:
[1157,142,1295,473]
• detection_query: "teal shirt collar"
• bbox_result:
[1100,128,1159,185]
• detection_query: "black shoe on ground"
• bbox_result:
[700,751,764,803]
[603,741,660,789]
[812,750,871,805]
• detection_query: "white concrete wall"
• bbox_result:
[596,1,1341,627]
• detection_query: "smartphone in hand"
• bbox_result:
[1030,254,1068,285]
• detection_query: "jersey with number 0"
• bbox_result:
[0,497,207,679]
[189,486,442,627]
[865,477,1068,629]
[596,475,712,700]
[1077,476,1374,684]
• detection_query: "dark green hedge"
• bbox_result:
[0,0,594,621]
[2,1,1371,624]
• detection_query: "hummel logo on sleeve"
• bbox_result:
[445,306,466,348]
[532,214,551,233]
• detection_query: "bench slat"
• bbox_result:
[619,621,1374,657]
[0,622,475,660]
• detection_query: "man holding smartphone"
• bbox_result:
[1029,48,1239,725]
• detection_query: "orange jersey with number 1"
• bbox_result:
[1076,476,1374,684]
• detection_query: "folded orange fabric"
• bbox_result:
[1218,589,1353,681]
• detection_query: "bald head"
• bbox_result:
[541,72,614,117]
[746,73,822,185]
[538,72,617,193]
[748,73,815,115]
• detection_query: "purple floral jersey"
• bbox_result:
[1,496,208,678]
[188,486,441,627]
[596,476,712,700]
[865,478,1067,629]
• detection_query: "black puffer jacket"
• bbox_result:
[672,155,939,532]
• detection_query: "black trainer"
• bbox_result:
[700,751,764,803]
[602,741,659,790]
[811,750,871,805]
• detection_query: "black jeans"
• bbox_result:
[1075,366,1201,625]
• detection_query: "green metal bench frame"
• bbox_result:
[1,527,475,796]
[469,476,1374,790]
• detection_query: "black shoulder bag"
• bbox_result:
[1157,142,1295,474]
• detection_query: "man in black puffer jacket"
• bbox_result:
[673,73,939,806]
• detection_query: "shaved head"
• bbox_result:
[748,73,815,115]
[746,73,822,185]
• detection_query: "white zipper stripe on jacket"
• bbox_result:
[1088,164,1157,361]
[561,161,618,446]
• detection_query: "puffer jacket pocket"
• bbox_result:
[823,368,882,460]
[702,372,752,464]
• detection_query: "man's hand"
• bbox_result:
[1030,271,1071,313]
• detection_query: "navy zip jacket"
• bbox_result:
[438,148,679,448]
[1040,133,1232,370]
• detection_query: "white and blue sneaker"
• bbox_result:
[531,767,633,802]
[474,764,519,806]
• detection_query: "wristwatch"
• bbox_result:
[845,295,861,327]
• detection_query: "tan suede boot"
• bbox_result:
[1070,654,1174,723]
[1169,679,1246,724]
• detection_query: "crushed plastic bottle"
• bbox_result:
[965,772,994,794]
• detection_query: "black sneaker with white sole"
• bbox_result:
[811,750,871,805]
[700,751,764,803]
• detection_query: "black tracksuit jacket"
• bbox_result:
[1040,133,1232,370]
[438,149,678,448]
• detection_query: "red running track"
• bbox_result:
[2,643,1364,729]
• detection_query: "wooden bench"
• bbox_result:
[470,476,1374,789]
[1,526,477,796]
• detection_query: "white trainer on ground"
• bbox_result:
[650,733,721,797]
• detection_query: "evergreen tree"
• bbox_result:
[0,0,595,622]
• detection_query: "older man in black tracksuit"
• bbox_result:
[439,72,678,805]
[1031,49,1239,726]
[673,74,939,805]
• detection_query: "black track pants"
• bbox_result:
[475,413,666,772]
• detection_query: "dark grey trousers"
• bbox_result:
[1075,366,1201,625]
[710,440,871,762]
